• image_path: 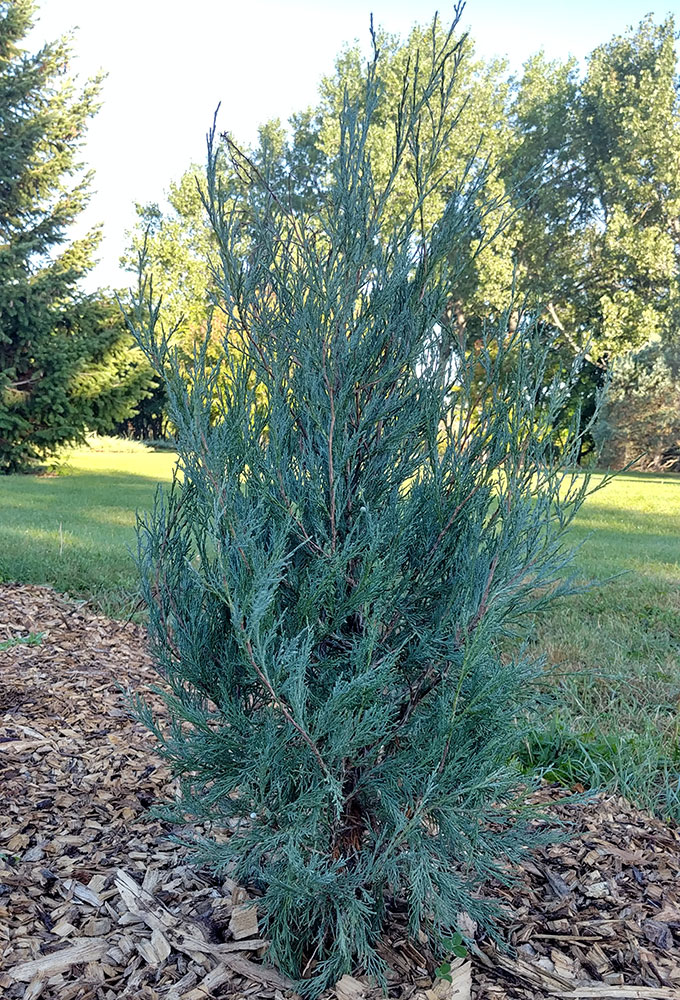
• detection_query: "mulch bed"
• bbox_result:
[1,583,679,1000]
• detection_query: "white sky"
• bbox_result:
[26,0,676,292]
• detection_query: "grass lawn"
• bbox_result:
[1,444,679,817]
[526,473,680,820]
[0,443,177,617]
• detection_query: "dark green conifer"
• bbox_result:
[132,12,600,993]
[0,0,151,471]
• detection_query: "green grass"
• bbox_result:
[1,449,679,819]
[525,471,680,820]
[0,443,177,616]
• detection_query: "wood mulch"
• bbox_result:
[1,583,679,1000]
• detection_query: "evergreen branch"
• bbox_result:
[129,5,607,989]
[276,471,325,557]
[321,340,337,552]
[468,552,499,634]
[241,628,331,781]
[428,481,482,558]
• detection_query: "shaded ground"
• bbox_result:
[1,585,679,999]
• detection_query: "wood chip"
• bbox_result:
[335,974,368,1000]
[551,988,680,998]
[8,938,109,982]
[229,901,259,940]
[427,959,472,999]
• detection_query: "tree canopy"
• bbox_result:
[508,16,680,361]
[127,13,680,463]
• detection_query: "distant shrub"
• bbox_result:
[596,339,680,471]
[81,434,150,454]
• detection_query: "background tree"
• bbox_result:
[508,16,680,360]
[129,21,517,364]
[505,17,680,455]
[0,0,151,471]
[122,107,331,345]
[120,113,326,434]
[124,173,215,342]
[317,19,517,344]
[595,335,680,471]
[125,14,680,463]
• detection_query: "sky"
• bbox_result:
[26,0,677,292]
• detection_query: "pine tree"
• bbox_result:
[0,0,150,471]
[67,292,160,437]
[595,336,680,471]
[132,12,601,994]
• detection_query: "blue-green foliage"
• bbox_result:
[131,15,601,995]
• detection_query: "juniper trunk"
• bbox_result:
[131,10,601,994]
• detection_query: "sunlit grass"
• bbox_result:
[1,448,679,817]
[526,471,680,820]
[0,444,177,616]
